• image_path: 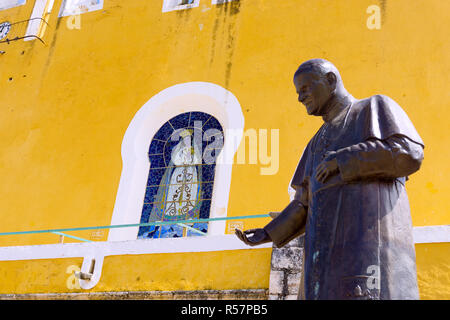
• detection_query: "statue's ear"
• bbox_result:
[326,72,337,89]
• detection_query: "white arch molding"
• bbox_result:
[108,82,245,242]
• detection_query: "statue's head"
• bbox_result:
[293,59,344,116]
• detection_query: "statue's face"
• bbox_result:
[294,71,334,116]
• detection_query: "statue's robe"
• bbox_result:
[265,95,424,300]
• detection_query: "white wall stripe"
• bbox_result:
[412,225,450,244]
[0,235,272,262]
[0,225,448,262]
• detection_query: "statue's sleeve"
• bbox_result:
[334,135,424,182]
[332,95,425,182]
[264,146,311,248]
[264,190,308,248]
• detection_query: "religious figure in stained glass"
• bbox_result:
[137,112,224,239]
[148,129,203,238]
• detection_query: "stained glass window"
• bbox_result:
[180,0,194,4]
[162,0,199,13]
[59,0,103,17]
[137,112,224,239]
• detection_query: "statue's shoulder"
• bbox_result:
[352,94,394,107]
[351,94,424,146]
[351,94,406,121]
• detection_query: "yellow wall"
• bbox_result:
[0,249,271,294]
[416,243,450,300]
[0,0,448,298]
[0,257,83,294]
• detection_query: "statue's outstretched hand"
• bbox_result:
[235,228,271,246]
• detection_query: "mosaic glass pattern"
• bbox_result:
[137,112,224,239]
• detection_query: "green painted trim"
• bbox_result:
[51,231,91,243]
[0,214,270,237]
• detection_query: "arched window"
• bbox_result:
[107,82,244,242]
[59,0,104,17]
[137,112,224,239]
[162,0,199,12]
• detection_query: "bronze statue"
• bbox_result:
[235,59,424,300]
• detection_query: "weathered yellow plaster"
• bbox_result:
[416,243,450,300]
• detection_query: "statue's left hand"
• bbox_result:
[315,156,339,183]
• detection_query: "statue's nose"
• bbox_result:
[299,95,308,103]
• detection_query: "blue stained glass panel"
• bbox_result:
[152,121,173,141]
[190,112,212,128]
[202,116,222,133]
[203,148,222,164]
[159,224,184,238]
[169,113,190,130]
[149,139,166,155]
[143,225,160,239]
[138,203,154,236]
[201,164,216,182]
[186,223,209,237]
[201,182,214,200]
[146,167,166,186]
[144,186,160,203]
[149,154,166,170]
[199,200,212,219]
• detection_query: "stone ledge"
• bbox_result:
[0,289,269,300]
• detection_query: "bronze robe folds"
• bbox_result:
[265,95,424,300]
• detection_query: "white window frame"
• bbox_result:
[211,0,236,4]
[58,0,104,17]
[162,0,200,13]
[24,0,54,42]
[0,0,26,11]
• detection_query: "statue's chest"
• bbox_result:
[311,120,356,164]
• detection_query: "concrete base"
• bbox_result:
[0,289,269,300]
[268,235,305,300]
